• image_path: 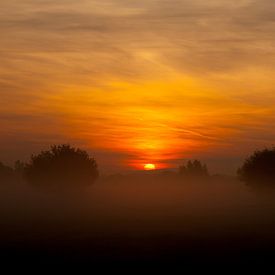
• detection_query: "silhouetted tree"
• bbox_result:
[0,162,14,182]
[238,148,275,187]
[179,160,209,178]
[24,144,99,187]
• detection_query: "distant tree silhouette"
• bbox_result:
[179,160,209,178]
[0,162,14,182]
[238,148,275,187]
[24,144,99,187]
[14,160,25,177]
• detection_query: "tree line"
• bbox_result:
[1,144,275,188]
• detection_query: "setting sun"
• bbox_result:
[144,163,156,170]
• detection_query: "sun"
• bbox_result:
[144,163,156,170]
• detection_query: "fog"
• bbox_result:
[1,175,275,265]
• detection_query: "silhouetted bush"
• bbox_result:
[179,160,209,178]
[24,144,99,187]
[0,162,14,182]
[238,148,275,187]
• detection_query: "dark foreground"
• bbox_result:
[1,176,275,268]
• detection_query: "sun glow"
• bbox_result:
[144,163,156,170]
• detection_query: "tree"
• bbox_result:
[24,144,99,187]
[179,160,209,178]
[238,147,275,187]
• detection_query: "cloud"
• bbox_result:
[1,0,275,172]
[1,0,275,81]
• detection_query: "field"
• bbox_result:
[1,176,275,267]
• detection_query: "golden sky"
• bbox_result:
[1,0,275,173]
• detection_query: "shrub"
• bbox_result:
[179,160,209,178]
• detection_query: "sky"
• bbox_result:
[1,0,275,174]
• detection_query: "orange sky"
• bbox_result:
[1,0,275,173]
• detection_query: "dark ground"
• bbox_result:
[1,175,275,269]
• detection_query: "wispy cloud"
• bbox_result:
[1,0,275,171]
